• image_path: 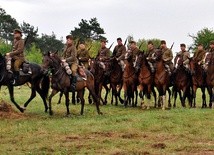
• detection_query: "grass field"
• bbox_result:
[0,86,214,154]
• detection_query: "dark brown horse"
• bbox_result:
[173,56,192,107]
[135,52,156,109]
[204,52,214,108]
[123,52,138,107]
[42,53,102,116]
[153,49,171,110]
[189,57,206,108]
[0,53,49,112]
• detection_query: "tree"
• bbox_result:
[189,28,214,50]
[36,32,64,53]
[71,18,106,41]
[21,21,39,49]
[0,7,19,42]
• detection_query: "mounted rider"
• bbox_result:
[146,41,156,73]
[192,43,206,66]
[174,43,190,71]
[96,39,111,75]
[62,35,78,92]
[6,29,26,84]
[129,40,141,66]
[77,42,90,69]
[160,40,174,75]
[112,37,126,71]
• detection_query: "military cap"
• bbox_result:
[117,37,122,41]
[148,41,153,45]
[100,39,107,43]
[160,40,166,44]
[129,40,136,44]
[180,43,186,47]
[13,28,22,34]
[210,40,214,45]
[66,35,73,40]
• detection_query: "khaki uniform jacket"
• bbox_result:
[146,49,156,60]
[162,48,173,63]
[97,47,111,61]
[77,49,90,62]
[113,45,126,60]
[176,50,190,65]
[193,50,206,62]
[131,47,141,62]
[62,44,77,65]
[10,38,25,60]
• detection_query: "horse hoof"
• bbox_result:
[20,106,26,113]
[98,112,103,115]
[49,111,53,116]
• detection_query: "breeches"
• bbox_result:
[14,59,24,71]
[71,63,78,76]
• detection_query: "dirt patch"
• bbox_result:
[121,133,139,139]
[151,143,166,149]
[0,100,26,119]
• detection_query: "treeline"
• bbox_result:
[1,7,214,64]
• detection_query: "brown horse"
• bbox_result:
[42,52,102,116]
[123,52,138,107]
[173,56,192,107]
[153,49,171,110]
[189,57,206,108]
[135,52,156,108]
[204,52,214,108]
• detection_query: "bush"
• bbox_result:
[25,43,42,64]
[0,39,11,54]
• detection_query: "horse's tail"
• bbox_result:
[41,75,50,99]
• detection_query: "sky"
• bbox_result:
[1,0,214,52]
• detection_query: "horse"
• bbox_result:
[109,57,124,106]
[173,56,192,107]
[0,53,49,112]
[123,52,138,107]
[89,58,110,105]
[204,52,214,108]
[189,57,206,108]
[135,52,156,109]
[153,49,171,110]
[42,52,102,116]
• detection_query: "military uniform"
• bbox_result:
[97,47,111,61]
[162,48,173,74]
[193,49,206,64]
[77,49,90,69]
[130,47,141,63]
[113,44,126,60]
[62,44,78,76]
[146,48,156,73]
[175,50,190,69]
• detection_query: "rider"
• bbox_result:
[146,41,156,73]
[96,39,111,75]
[129,40,141,66]
[112,37,126,71]
[174,43,190,71]
[193,43,206,66]
[77,42,90,69]
[62,35,78,92]
[6,28,25,85]
[160,40,173,75]
[207,40,214,54]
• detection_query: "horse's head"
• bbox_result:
[153,49,162,61]
[135,52,144,71]
[42,51,61,74]
[174,55,183,69]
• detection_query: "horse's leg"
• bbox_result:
[182,87,187,107]
[134,88,138,107]
[88,92,93,104]
[64,91,70,116]
[201,87,206,108]
[72,91,75,105]
[167,88,171,108]
[48,89,59,115]
[58,91,63,104]
[139,89,144,108]
[192,85,197,108]
[117,83,124,104]
[88,86,102,115]
[77,90,85,115]
[152,87,157,108]
[207,86,212,108]
[103,84,109,105]
[173,88,177,108]
[8,85,25,112]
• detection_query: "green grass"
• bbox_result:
[0,86,214,154]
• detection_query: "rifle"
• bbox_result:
[87,45,92,51]
[170,42,174,50]
[109,42,114,49]
[124,38,128,46]
[75,38,80,50]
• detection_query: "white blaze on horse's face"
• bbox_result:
[175,57,180,68]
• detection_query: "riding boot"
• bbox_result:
[70,75,77,92]
[164,64,171,75]
[12,71,19,85]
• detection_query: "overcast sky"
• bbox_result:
[1,0,214,52]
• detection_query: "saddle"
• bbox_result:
[20,62,32,75]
